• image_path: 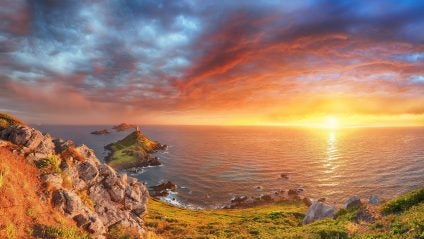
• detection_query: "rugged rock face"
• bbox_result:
[0,125,149,238]
[303,201,337,225]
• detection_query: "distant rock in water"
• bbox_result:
[105,129,167,169]
[112,123,137,132]
[90,129,111,135]
[150,181,177,197]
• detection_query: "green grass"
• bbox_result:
[382,188,424,214]
[107,131,160,169]
[31,224,92,239]
[35,155,62,173]
[146,187,424,239]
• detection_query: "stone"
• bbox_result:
[109,185,125,202]
[52,190,65,207]
[345,195,362,209]
[369,195,380,205]
[73,214,89,227]
[303,197,312,206]
[303,201,337,225]
[78,161,99,182]
[280,173,289,179]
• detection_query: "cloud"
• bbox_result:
[0,0,423,124]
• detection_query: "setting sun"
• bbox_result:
[324,116,340,129]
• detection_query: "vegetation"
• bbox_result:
[30,224,92,239]
[35,154,62,173]
[0,112,24,130]
[146,188,424,239]
[382,188,424,214]
[0,148,88,239]
[106,224,141,239]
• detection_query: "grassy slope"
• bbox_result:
[0,112,24,130]
[145,189,424,239]
[107,130,159,168]
[0,147,90,239]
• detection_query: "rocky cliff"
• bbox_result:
[0,125,149,238]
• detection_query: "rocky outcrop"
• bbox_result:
[112,123,137,132]
[0,125,149,238]
[345,195,362,209]
[105,130,166,169]
[150,181,177,197]
[303,201,337,225]
[91,129,111,135]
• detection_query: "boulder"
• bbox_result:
[345,195,362,209]
[78,161,99,182]
[368,195,380,205]
[303,201,337,225]
[303,197,312,206]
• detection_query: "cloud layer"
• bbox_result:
[0,0,423,125]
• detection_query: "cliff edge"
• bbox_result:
[0,123,149,238]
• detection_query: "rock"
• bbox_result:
[112,123,137,132]
[303,197,312,206]
[318,197,326,202]
[40,174,63,189]
[345,195,362,209]
[109,185,125,202]
[52,190,65,208]
[73,214,89,227]
[231,195,248,204]
[303,201,337,225]
[288,188,303,196]
[91,129,111,135]
[0,125,55,160]
[369,195,380,205]
[78,161,99,182]
[150,181,176,197]
[280,173,289,179]
[260,194,273,202]
[53,138,74,153]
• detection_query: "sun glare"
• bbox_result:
[324,116,339,129]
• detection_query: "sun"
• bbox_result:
[324,116,340,129]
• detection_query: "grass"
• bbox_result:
[0,112,24,130]
[31,224,92,239]
[0,170,6,188]
[146,187,424,239]
[106,130,160,169]
[382,188,424,214]
[35,154,62,173]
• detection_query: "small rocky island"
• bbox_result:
[112,123,137,132]
[105,128,167,169]
[90,129,111,135]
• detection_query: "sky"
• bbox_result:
[0,0,423,126]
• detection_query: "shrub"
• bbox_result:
[31,224,91,239]
[106,224,140,239]
[35,155,61,173]
[382,188,424,214]
[77,190,95,210]
[5,223,17,239]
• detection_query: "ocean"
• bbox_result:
[37,125,424,208]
